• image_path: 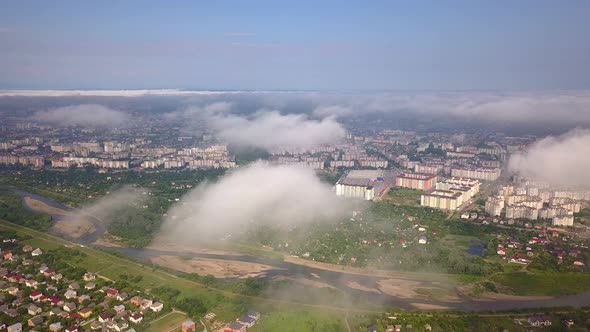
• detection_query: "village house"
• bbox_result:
[31,248,43,256]
[79,307,92,318]
[181,320,196,332]
[7,323,22,332]
[130,313,143,324]
[28,304,42,315]
[528,315,552,327]
[150,302,163,312]
[49,322,63,332]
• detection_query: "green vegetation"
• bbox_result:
[0,167,226,247]
[384,187,422,206]
[145,312,190,332]
[249,310,345,332]
[0,188,52,231]
[576,208,590,225]
[491,272,590,296]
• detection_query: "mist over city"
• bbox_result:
[1,1,589,332]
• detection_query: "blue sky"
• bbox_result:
[0,1,589,90]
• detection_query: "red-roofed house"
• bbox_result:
[30,291,43,301]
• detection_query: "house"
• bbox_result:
[69,283,80,290]
[140,299,153,310]
[29,290,43,301]
[28,304,42,315]
[83,272,96,281]
[367,326,377,332]
[65,326,78,332]
[85,282,96,290]
[63,302,77,312]
[424,323,432,331]
[224,322,246,332]
[27,315,44,327]
[31,248,43,256]
[528,315,552,327]
[99,312,113,323]
[52,273,63,281]
[114,304,126,314]
[51,307,65,316]
[79,308,92,318]
[247,310,260,320]
[129,296,142,306]
[7,323,22,332]
[106,288,118,297]
[130,313,143,324]
[78,294,91,304]
[90,321,102,330]
[49,322,63,332]
[574,261,586,267]
[418,236,428,244]
[181,320,196,332]
[496,245,506,256]
[25,279,39,288]
[116,292,128,301]
[238,315,256,328]
[22,245,33,253]
[65,289,77,299]
[150,302,163,312]
[2,251,13,260]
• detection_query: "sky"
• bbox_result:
[1,1,589,90]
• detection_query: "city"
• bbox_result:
[1,1,590,332]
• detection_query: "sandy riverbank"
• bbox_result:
[284,255,455,282]
[23,196,70,216]
[151,255,285,279]
[52,217,96,239]
[147,240,242,256]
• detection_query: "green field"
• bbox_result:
[384,187,422,206]
[145,312,189,332]
[492,271,590,296]
[249,310,346,332]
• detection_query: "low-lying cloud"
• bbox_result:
[209,111,345,149]
[158,162,350,241]
[32,104,130,128]
[508,129,590,187]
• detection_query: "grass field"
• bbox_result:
[384,187,422,206]
[492,272,590,296]
[249,310,346,332]
[145,312,189,332]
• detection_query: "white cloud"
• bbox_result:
[31,104,130,128]
[508,129,590,187]
[209,111,345,148]
[158,161,349,241]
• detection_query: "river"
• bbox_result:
[13,188,590,312]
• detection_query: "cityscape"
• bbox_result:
[1,1,590,332]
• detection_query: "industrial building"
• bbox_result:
[395,172,437,191]
[335,169,395,200]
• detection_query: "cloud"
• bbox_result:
[31,104,130,128]
[312,105,354,118]
[163,102,233,121]
[307,91,590,127]
[508,129,590,187]
[0,27,14,33]
[209,111,345,148]
[158,161,350,241]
